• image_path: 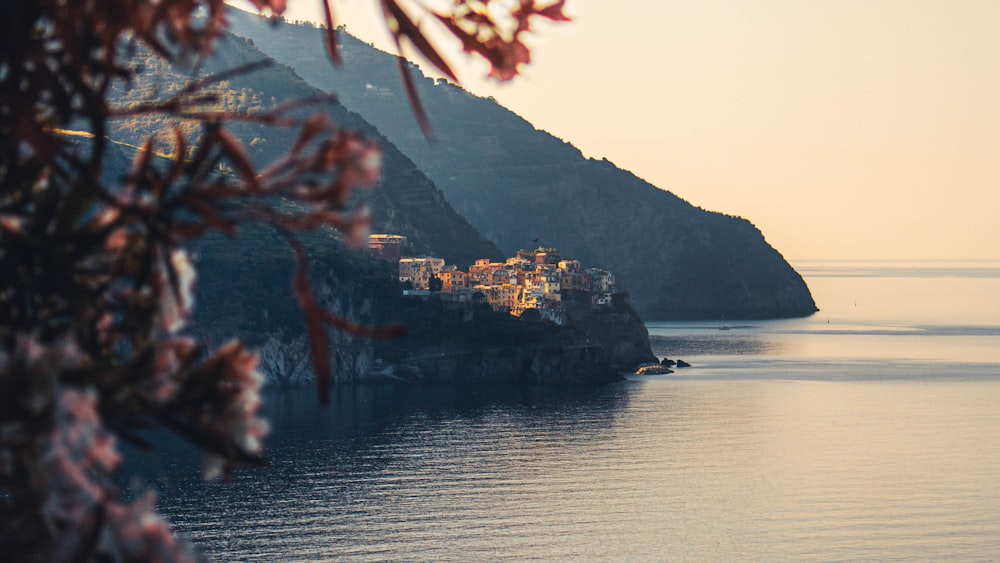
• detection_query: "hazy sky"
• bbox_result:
[235,1,1000,261]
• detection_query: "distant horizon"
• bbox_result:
[792,257,1000,262]
[228,1,1000,262]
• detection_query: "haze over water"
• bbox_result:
[648,259,1000,372]
[147,260,1000,560]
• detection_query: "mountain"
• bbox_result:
[225,10,818,320]
[189,224,656,386]
[96,140,657,386]
[100,33,656,385]
[107,30,502,268]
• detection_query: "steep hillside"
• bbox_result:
[98,40,656,386]
[226,10,817,319]
[107,31,502,268]
[194,228,657,386]
[93,139,655,387]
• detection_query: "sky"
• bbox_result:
[233,1,1000,261]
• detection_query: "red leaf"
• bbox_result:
[395,55,434,139]
[183,196,239,236]
[128,138,155,187]
[180,60,273,97]
[214,128,262,193]
[291,113,328,156]
[536,0,571,22]
[321,0,341,67]
[290,239,332,406]
[162,127,186,190]
[381,0,458,82]
[321,309,406,340]
[249,0,287,15]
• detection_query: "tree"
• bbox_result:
[429,274,444,292]
[519,308,542,322]
[0,0,568,560]
[612,291,632,310]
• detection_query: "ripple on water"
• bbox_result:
[148,381,1000,561]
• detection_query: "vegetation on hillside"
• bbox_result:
[0,0,569,559]
[226,12,818,319]
[105,33,504,268]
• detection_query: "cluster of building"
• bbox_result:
[367,234,615,325]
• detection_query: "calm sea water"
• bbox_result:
[141,260,1000,561]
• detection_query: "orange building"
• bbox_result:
[469,260,505,285]
[439,268,469,292]
[473,283,521,313]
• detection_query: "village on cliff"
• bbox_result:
[367,235,616,326]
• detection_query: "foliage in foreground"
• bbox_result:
[0,0,567,560]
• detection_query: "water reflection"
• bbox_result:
[127,383,642,560]
[133,260,1000,560]
[141,380,1000,561]
[126,384,637,502]
[797,259,1000,279]
[648,333,779,358]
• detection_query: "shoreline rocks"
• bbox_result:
[634,364,674,376]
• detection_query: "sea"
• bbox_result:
[139,259,1000,561]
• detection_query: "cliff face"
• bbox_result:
[192,228,654,386]
[399,344,618,385]
[370,292,656,385]
[95,141,386,386]
[99,43,657,387]
[226,10,818,319]
[185,227,380,386]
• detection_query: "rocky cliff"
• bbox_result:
[370,289,657,384]
[226,10,818,320]
[189,228,384,386]
[98,25,659,387]
[99,139,656,386]
[191,227,655,386]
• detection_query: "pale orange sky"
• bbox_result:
[234,1,1000,261]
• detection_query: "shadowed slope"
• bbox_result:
[226,10,817,319]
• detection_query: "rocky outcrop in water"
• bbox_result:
[634,364,674,376]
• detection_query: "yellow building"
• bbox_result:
[557,259,581,273]
[399,257,445,290]
[540,272,561,302]
[439,269,469,292]
[469,260,506,285]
